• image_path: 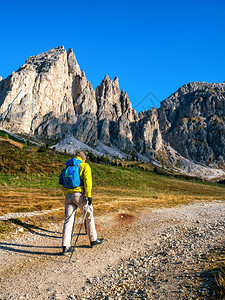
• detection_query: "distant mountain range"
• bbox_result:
[0,46,224,180]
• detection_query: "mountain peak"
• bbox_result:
[25,46,66,64]
[67,47,81,76]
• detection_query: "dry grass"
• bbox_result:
[1,180,223,239]
[0,137,24,149]
[215,267,225,299]
[1,169,224,218]
[0,187,63,215]
[201,244,225,299]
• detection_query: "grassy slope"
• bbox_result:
[0,139,225,216]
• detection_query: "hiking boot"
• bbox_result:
[62,246,71,255]
[91,238,104,247]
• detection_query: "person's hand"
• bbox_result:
[87,197,92,205]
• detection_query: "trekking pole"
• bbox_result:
[69,205,89,263]
[72,210,85,237]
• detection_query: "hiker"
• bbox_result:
[61,151,104,254]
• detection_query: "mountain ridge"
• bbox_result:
[0,46,224,179]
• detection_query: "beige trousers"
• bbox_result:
[62,192,97,246]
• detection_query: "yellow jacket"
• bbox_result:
[64,156,92,197]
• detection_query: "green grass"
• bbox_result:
[0,138,224,198]
[1,161,224,200]
[0,139,225,221]
[90,162,225,200]
[0,140,69,175]
[0,173,60,188]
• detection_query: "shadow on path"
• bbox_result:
[0,242,60,249]
[0,242,91,256]
[7,218,61,238]
[0,244,62,256]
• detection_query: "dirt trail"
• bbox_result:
[0,201,224,299]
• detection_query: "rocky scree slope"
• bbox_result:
[0,46,225,176]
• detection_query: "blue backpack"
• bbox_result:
[59,158,82,189]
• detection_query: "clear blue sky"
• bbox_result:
[1,0,225,112]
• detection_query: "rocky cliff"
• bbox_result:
[0,46,157,155]
[0,46,76,139]
[158,82,225,168]
[0,46,225,176]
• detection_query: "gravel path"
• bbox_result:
[0,208,62,221]
[79,201,225,299]
[0,200,224,300]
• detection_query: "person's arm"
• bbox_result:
[83,163,92,198]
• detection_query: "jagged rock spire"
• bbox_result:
[67,48,81,76]
[0,45,166,159]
